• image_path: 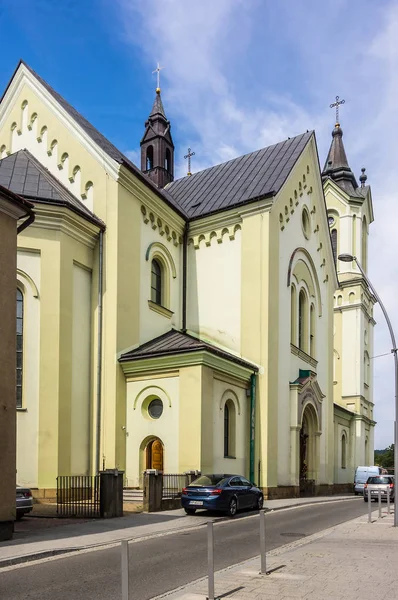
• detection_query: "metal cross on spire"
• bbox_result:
[184,147,195,176]
[152,62,164,91]
[330,95,345,125]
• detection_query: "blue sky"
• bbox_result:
[1,0,397,448]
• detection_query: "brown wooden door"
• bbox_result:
[151,439,163,471]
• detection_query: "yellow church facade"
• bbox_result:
[0,61,375,499]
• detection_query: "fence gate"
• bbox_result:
[57,475,100,518]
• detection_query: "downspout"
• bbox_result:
[250,372,256,483]
[17,212,35,234]
[182,223,188,332]
[95,229,104,474]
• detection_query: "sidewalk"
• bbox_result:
[0,495,356,568]
[157,504,397,600]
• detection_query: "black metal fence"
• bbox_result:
[162,473,190,499]
[57,475,100,518]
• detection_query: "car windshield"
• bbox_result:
[367,477,392,484]
[190,475,227,487]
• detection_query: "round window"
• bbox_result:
[328,215,335,227]
[301,207,311,239]
[148,398,163,419]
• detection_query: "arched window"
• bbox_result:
[310,304,315,357]
[362,217,368,272]
[291,284,297,345]
[16,289,24,408]
[331,229,337,264]
[341,433,347,469]
[151,259,162,305]
[165,148,171,172]
[223,399,236,458]
[146,146,154,171]
[298,290,307,352]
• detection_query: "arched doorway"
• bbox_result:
[299,404,319,496]
[145,438,164,471]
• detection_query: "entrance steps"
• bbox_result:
[123,488,143,503]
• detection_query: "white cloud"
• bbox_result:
[117,0,398,448]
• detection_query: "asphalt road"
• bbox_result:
[0,498,368,600]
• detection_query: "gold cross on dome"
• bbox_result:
[330,95,345,124]
[152,62,164,91]
[184,147,195,176]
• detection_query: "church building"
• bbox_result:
[0,61,375,499]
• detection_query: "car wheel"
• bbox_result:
[256,495,264,510]
[16,512,23,520]
[184,508,196,515]
[364,497,368,502]
[227,497,238,517]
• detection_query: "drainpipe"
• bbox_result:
[17,212,35,234]
[182,223,188,332]
[95,229,104,474]
[250,372,256,483]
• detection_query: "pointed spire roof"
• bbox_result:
[149,89,166,119]
[322,123,360,197]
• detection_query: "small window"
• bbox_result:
[16,289,23,408]
[341,434,347,469]
[301,207,311,239]
[224,399,236,457]
[148,398,163,419]
[146,146,154,170]
[165,148,171,172]
[151,259,162,305]
[298,290,307,351]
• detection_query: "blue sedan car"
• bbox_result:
[181,474,263,517]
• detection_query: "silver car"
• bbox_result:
[16,487,33,519]
[363,475,394,502]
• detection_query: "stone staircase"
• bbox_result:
[123,488,144,503]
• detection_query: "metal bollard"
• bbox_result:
[378,489,382,518]
[260,509,267,575]
[368,488,372,523]
[387,487,391,514]
[207,521,215,600]
[121,540,129,600]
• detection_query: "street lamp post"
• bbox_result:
[338,254,398,527]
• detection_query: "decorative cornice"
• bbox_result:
[26,205,100,248]
[189,223,242,249]
[120,350,255,383]
[0,64,120,180]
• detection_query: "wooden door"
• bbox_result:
[151,439,163,471]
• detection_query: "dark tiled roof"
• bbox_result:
[150,91,166,118]
[165,132,313,219]
[3,61,187,220]
[0,183,34,212]
[119,329,258,371]
[0,149,105,228]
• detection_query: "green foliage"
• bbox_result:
[374,444,394,468]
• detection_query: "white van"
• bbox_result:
[354,466,387,495]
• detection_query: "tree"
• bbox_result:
[375,444,394,468]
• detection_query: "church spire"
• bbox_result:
[322,96,358,196]
[140,65,174,188]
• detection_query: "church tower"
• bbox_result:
[322,112,376,474]
[140,86,174,188]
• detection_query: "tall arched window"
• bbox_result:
[291,284,297,345]
[331,229,337,264]
[362,217,368,272]
[146,146,154,171]
[341,433,347,469]
[151,259,162,305]
[224,399,236,458]
[16,289,24,408]
[298,290,307,352]
[165,148,171,172]
[310,304,315,357]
